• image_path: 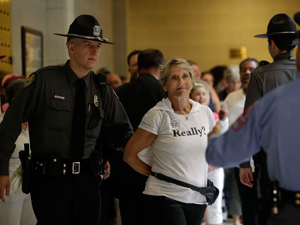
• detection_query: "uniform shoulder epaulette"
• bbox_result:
[34,65,63,74]
[258,60,270,67]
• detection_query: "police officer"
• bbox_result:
[206,12,300,225]
[238,13,298,224]
[0,15,133,225]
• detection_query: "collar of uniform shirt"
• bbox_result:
[63,60,91,87]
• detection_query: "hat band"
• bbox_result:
[268,31,297,35]
[68,33,109,42]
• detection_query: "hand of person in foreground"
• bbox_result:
[239,167,254,188]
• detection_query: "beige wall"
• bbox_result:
[127,0,300,72]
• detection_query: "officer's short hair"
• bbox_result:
[5,79,25,104]
[224,65,240,81]
[239,58,259,71]
[138,49,164,71]
[268,34,298,52]
[127,50,142,66]
[160,57,194,86]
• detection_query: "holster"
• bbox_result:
[19,143,32,194]
[89,150,104,176]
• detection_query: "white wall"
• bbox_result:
[11,0,116,75]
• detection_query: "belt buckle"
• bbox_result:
[72,162,80,174]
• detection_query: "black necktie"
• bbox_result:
[70,79,86,160]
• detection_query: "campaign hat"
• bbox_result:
[54,14,113,44]
[255,13,297,38]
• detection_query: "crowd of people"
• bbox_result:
[0,11,300,225]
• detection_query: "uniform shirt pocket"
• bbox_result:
[46,99,72,130]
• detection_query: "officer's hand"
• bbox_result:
[103,160,111,180]
[0,175,10,202]
[208,122,221,138]
[239,167,253,188]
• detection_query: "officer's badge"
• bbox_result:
[94,95,98,107]
[171,119,178,128]
[93,25,101,37]
[23,74,35,88]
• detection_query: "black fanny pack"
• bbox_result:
[151,171,219,205]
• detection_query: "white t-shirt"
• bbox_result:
[138,98,215,204]
[222,88,255,171]
[223,89,246,126]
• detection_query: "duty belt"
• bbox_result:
[33,155,90,176]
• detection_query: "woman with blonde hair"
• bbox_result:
[124,57,216,225]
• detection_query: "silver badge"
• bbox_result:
[94,95,98,107]
[93,25,101,37]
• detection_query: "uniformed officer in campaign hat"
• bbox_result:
[238,13,298,225]
[0,14,133,225]
[206,12,300,225]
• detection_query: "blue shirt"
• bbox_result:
[206,75,300,191]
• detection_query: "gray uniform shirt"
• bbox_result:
[241,53,298,168]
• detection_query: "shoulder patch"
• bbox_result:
[23,74,36,88]
[231,104,254,132]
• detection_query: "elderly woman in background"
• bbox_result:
[124,57,216,225]
[217,65,241,101]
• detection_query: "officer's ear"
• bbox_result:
[67,41,75,55]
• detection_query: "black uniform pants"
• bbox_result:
[144,194,207,225]
[118,185,146,225]
[30,172,102,225]
[235,168,259,225]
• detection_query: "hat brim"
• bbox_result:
[54,33,114,44]
[0,55,6,60]
[254,31,297,38]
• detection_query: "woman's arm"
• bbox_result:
[124,128,156,176]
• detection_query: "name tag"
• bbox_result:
[54,95,65,100]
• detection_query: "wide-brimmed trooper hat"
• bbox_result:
[54,14,113,44]
[255,13,297,38]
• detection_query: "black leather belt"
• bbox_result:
[32,155,90,176]
[61,158,89,175]
[280,188,300,207]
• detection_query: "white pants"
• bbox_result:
[0,160,36,225]
[206,168,224,224]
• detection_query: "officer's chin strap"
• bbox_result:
[272,181,279,214]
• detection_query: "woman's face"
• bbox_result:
[201,73,214,87]
[190,87,208,106]
[163,65,193,99]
